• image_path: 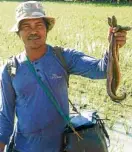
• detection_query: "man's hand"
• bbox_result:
[108,28,127,48]
[0,142,5,152]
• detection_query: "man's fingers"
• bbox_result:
[116,40,126,48]
[115,36,127,41]
[114,31,127,48]
[114,31,127,37]
[108,29,127,48]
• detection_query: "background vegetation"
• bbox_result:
[1,0,132,4]
[0,1,132,149]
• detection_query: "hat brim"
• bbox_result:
[10,16,55,32]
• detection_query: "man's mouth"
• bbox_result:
[28,35,41,40]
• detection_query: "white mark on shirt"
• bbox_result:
[51,74,62,79]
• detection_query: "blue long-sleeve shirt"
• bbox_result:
[0,44,108,152]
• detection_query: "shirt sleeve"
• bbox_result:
[0,65,16,144]
[62,48,108,79]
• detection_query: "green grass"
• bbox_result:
[0,1,132,134]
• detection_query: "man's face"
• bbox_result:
[18,18,47,50]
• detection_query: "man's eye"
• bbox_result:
[37,24,44,28]
[21,25,30,30]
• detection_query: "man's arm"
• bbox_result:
[60,29,126,79]
[61,48,108,79]
[0,65,16,149]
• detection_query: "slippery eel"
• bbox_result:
[107,16,131,102]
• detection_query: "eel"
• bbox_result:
[107,16,131,102]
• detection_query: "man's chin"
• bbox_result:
[30,45,43,50]
[27,42,45,50]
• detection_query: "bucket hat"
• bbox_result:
[10,1,55,32]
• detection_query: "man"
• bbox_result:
[0,1,127,152]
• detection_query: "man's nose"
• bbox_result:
[30,27,38,34]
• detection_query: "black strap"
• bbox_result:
[7,56,17,77]
[53,46,69,86]
[53,46,81,114]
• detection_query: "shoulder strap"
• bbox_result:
[53,46,69,86]
[53,46,80,113]
[7,56,17,77]
[4,57,17,150]
[53,46,68,72]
